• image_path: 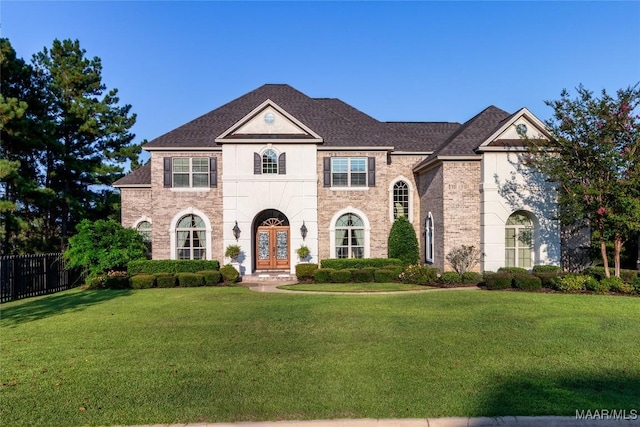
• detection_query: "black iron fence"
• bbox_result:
[0,253,84,303]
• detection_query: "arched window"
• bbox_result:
[176,214,206,260]
[505,211,533,268]
[262,149,278,174]
[425,212,434,263]
[136,220,152,257]
[393,180,409,219]
[335,213,364,258]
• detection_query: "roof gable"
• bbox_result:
[477,107,551,151]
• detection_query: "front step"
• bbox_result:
[242,272,295,282]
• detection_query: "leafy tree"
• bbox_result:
[387,215,420,264]
[64,219,147,278]
[527,84,640,277]
[31,39,142,250]
[446,245,482,274]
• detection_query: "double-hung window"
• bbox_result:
[172,158,209,188]
[331,158,367,187]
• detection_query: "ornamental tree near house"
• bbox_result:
[526,84,640,278]
[388,215,420,265]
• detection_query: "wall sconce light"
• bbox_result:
[232,221,241,241]
[300,221,308,240]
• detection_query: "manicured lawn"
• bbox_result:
[278,282,431,292]
[1,287,639,427]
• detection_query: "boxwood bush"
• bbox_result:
[197,270,221,286]
[484,273,513,290]
[584,276,608,294]
[512,274,542,291]
[156,274,177,288]
[352,268,374,283]
[532,265,562,274]
[533,272,563,288]
[330,269,352,283]
[461,271,483,285]
[438,271,462,286]
[320,258,403,269]
[128,260,220,275]
[130,274,156,289]
[373,268,397,283]
[314,268,333,283]
[177,273,204,287]
[295,263,318,280]
[220,264,239,284]
[498,266,529,275]
[105,271,130,289]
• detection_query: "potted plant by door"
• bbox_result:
[296,245,310,262]
[225,244,242,275]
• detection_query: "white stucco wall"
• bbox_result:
[480,151,561,271]
[222,143,318,274]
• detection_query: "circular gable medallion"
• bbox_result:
[516,123,527,136]
[264,112,275,124]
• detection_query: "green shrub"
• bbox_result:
[330,269,352,283]
[446,245,481,274]
[220,264,239,284]
[484,273,513,290]
[176,273,204,287]
[352,268,374,283]
[373,268,397,283]
[620,269,638,284]
[555,274,589,292]
[461,271,483,285]
[197,270,221,286]
[130,274,155,289]
[383,265,404,278]
[314,268,333,283]
[583,266,606,281]
[602,276,633,294]
[438,271,462,286]
[85,275,107,289]
[388,216,420,265]
[532,265,562,274]
[533,272,563,288]
[295,263,318,280]
[156,274,177,288]
[632,277,640,294]
[128,260,220,275]
[512,274,542,291]
[104,271,130,289]
[498,266,529,275]
[400,264,438,284]
[584,276,608,294]
[320,258,403,269]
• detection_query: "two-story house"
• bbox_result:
[114,84,561,275]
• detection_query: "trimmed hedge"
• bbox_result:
[461,271,483,285]
[352,268,374,283]
[177,273,204,287]
[374,268,397,283]
[156,274,177,288]
[105,273,130,289]
[330,269,352,283]
[220,264,239,284]
[438,272,462,286]
[532,265,562,274]
[314,268,333,283]
[128,260,220,275]
[320,258,403,270]
[197,270,222,286]
[498,266,529,275]
[512,274,542,291]
[585,276,608,294]
[554,274,588,292]
[484,273,513,290]
[130,274,155,289]
[534,272,564,288]
[296,263,318,280]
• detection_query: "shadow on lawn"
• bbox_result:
[0,289,131,327]
[477,370,640,416]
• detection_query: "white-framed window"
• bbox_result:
[136,220,152,256]
[332,157,367,187]
[425,212,434,263]
[335,213,365,258]
[176,214,207,260]
[173,158,209,188]
[262,149,278,174]
[505,211,533,268]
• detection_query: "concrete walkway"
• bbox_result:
[114,415,639,426]
[241,281,481,295]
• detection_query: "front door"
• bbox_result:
[256,225,290,270]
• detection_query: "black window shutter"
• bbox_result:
[254,152,261,174]
[209,157,217,188]
[368,157,376,187]
[278,152,286,175]
[163,157,172,188]
[323,157,331,187]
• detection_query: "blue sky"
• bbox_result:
[2,1,639,157]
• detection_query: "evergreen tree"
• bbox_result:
[388,215,420,265]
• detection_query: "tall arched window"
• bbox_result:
[176,214,206,260]
[393,181,409,220]
[335,213,364,258]
[262,149,278,174]
[136,220,152,257]
[505,211,533,268]
[425,212,434,263]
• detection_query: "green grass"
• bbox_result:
[278,282,430,292]
[1,287,639,426]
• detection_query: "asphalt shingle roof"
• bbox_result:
[113,163,151,187]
